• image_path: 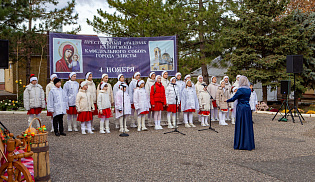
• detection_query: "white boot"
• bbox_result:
[231,117,235,125]
[167,115,174,129]
[87,121,94,134]
[185,123,191,128]
[81,123,86,135]
[73,120,78,132]
[201,117,206,127]
[124,118,130,132]
[67,118,72,132]
[137,117,141,132]
[141,116,148,131]
[100,119,105,134]
[119,117,124,133]
[172,118,178,128]
[105,119,110,133]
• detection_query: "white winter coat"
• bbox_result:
[97,82,114,104]
[249,90,258,111]
[45,81,54,100]
[225,82,232,93]
[129,79,138,104]
[75,89,95,112]
[181,87,199,112]
[115,89,131,118]
[195,81,206,97]
[161,77,169,89]
[86,80,97,104]
[198,90,211,111]
[176,80,185,92]
[47,86,69,117]
[233,80,239,88]
[208,82,219,100]
[165,84,181,104]
[23,83,45,111]
[113,81,129,98]
[133,88,150,115]
[145,78,155,100]
[97,90,111,110]
[63,80,79,106]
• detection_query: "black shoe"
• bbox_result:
[55,132,60,136]
[60,132,67,136]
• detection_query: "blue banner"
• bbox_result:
[49,32,177,79]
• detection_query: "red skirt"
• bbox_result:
[184,109,196,113]
[98,108,113,118]
[67,106,78,115]
[151,102,164,111]
[131,104,135,109]
[212,100,217,108]
[92,103,98,115]
[166,104,178,113]
[27,108,42,115]
[46,111,53,116]
[140,111,149,115]
[77,111,93,122]
[198,111,210,116]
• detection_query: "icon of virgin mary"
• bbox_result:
[56,44,74,72]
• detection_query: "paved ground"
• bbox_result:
[0,113,314,182]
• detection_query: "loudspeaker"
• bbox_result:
[281,80,291,95]
[286,55,303,73]
[0,40,9,69]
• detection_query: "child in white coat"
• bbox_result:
[85,72,97,131]
[46,74,58,132]
[47,78,69,136]
[145,72,156,126]
[198,85,211,127]
[76,81,95,135]
[24,74,45,128]
[230,87,238,124]
[208,76,219,121]
[97,82,113,134]
[115,83,131,133]
[63,72,79,132]
[181,80,199,128]
[216,80,230,126]
[134,80,150,131]
[113,74,129,128]
[165,77,180,128]
[249,82,258,122]
[129,72,141,128]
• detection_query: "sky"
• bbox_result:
[55,0,115,36]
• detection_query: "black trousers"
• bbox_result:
[53,114,64,133]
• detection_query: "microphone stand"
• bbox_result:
[164,84,185,135]
[120,87,129,137]
[198,87,218,133]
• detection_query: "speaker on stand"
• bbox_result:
[280,55,305,124]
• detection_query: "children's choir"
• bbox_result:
[23,71,257,136]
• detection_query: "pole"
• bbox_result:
[199,87,218,133]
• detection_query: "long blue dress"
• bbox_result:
[227,88,255,151]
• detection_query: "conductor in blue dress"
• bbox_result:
[226,76,255,151]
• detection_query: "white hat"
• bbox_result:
[50,74,57,81]
[236,75,241,79]
[102,73,108,79]
[186,79,191,85]
[69,72,76,79]
[184,75,191,80]
[170,77,176,82]
[220,80,225,85]
[232,87,238,92]
[137,80,145,87]
[133,72,141,78]
[175,72,181,78]
[149,72,155,78]
[118,74,123,80]
[155,75,161,81]
[223,76,229,80]
[80,81,88,88]
[162,71,167,77]
[101,82,108,90]
[30,77,38,82]
[197,75,203,81]
[85,72,92,80]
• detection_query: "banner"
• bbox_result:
[49,32,177,79]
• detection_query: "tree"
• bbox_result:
[285,0,315,14]
[222,0,311,103]
[87,0,229,82]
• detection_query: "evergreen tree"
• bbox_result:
[222,0,311,102]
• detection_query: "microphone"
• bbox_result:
[201,83,207,87]
[171,83,177,85]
